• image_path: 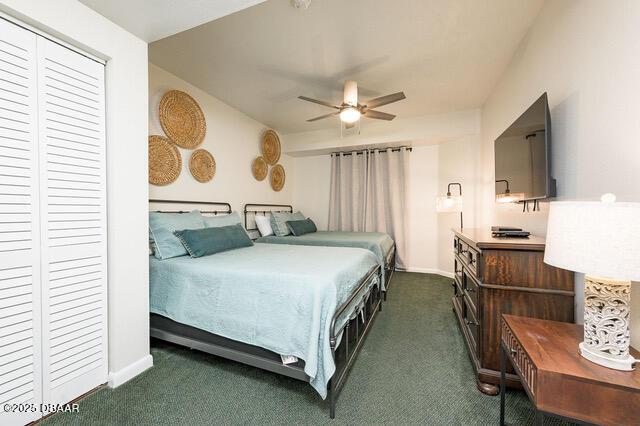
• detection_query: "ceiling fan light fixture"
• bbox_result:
[291,0,312,9]
[339,106,361,123]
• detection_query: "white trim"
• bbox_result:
[0,11,106,64]
[108,354,153,388]
[400,267,454,278]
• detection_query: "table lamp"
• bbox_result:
[436,182,463,229]
[544,194,640,370]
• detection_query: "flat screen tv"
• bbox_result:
[494,92,556,202]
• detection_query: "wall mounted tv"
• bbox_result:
[494,92,556,202]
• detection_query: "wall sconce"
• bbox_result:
[495,179,524,203]
[436,182,463,229]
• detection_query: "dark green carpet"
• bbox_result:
[42,272,568,425]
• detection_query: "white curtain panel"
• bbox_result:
[328,151,368,231]
[328,147,410,269]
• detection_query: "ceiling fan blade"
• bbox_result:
[298,96,339,109]
[365,92,406,109]
[364,109,396,121]
[306,111,339,122]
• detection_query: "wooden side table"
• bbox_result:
[500,315,640,425]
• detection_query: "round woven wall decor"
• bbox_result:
[270,164,285,192]
[261,129,281,165]
[159,90,206,149]
[149,135,181,186]
[189,149,216,183]
[251,156,268,181]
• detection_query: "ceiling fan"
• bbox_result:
[299,81,406,127]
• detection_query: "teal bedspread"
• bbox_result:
[149,243,379,398]
[256,231,394,289]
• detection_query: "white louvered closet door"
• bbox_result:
[0,19,42,426]
[36,38,107,408]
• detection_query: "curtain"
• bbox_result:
[328,147,409,269]
[328,151,368,231]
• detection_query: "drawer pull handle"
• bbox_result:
[466,287,476,293]
[466,320,477,326]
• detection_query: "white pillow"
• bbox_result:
[255,215,274,237]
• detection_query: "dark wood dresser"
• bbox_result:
[451,228,574,394]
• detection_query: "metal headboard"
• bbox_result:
[244,203,293,232]
[149,199,232,215]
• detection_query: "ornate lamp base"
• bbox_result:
[579,342,636,371]
[581,275,637,371]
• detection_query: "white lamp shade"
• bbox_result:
[544,200,640,281]
[436,195,462,213]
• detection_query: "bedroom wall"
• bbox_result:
[292,155,331,231]
[0,0,152,386]
[148,63,294,212]
[405,145,439,273]
[479,0,640,344]
[436,135,481,275]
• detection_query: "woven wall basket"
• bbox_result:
[270,164,285,192]
[251,156,268,181]
[261,129,281,165]
[149,135,181,186]
[189,149,216,183]
[159,90,206,149]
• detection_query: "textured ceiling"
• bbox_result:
[79,0,266,42]
[149,0,543,134]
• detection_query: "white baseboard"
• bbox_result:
[400,267,454,279]
[108,354,153,388]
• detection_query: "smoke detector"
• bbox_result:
[292,0,312,9]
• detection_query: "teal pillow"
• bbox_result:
[202,211,242,228]
[174,224,254,257]
[286,218,317,236]
[149,210,204,260]
[270,211,305,236]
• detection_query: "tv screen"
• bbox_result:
[494,93,555,202]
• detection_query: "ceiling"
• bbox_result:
[79,0,266,42]
[148,0,543,134]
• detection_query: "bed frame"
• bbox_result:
[149,199,383,418]
[244,203,396,298]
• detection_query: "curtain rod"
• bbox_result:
[331,146,412,156]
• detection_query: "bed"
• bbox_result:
[245,203,396,297]
[148,200,383,418]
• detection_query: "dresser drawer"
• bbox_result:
[453,275,464,303]
[455,238,480,278]
[454,258,464,282]
[463,296,479,354]
[501,319,537,398]
[463,269,479,314]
